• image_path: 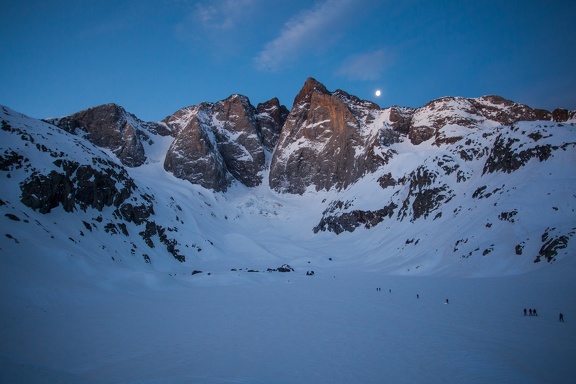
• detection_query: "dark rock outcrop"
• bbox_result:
[47,103,150,167]
[20,158,138,214]
[277,264,294,272]
[387,106,413,134]
[395,165,453,222]
[314,204,397,234]
[256,97,289,152]
[482,134,557,175]
[551,108,576,122]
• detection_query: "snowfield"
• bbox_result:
[1,254,575,384]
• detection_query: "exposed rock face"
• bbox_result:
[313,202,397,234]
[397,166,453,222]
[20,159,134,214]
[47,103,152,167]
[269,78,385,194]
[551,108,576,122]
[211,95,266,187]
[164,103,231,192]
[387,106,413,134]
[4,118,154,221]
[256,97,289,152]
[482,131,557,175]
[163,95,287,191]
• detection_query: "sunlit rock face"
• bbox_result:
[269,77,384,194]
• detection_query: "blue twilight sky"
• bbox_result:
[1,0,575,121]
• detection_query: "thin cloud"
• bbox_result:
[192,0,255,30]
[336,49,393,81]
[174,0,258,54]
[254,0,357,72]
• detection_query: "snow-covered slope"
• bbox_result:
[314,119,576,276]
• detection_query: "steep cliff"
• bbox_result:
[163,95,287,191]
[269,78,386,194]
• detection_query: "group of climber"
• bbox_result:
[523,307,565,322]
[375,288,566,322]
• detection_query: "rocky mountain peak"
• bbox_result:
[269,78,387,194]
[163,93,289,191]
[292,77,330,107]
[46,103,149,167]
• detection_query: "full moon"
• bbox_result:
[375,90,381,97]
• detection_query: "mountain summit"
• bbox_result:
[269,77,383,194]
